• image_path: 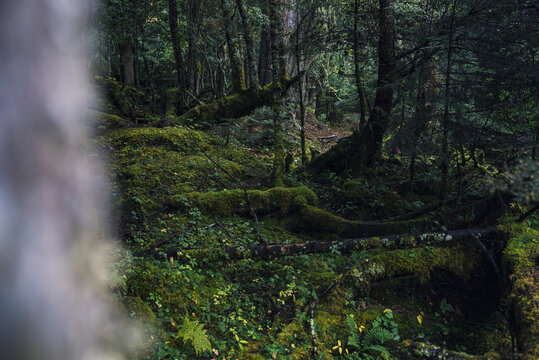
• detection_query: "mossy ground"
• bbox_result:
[91,82,534,359]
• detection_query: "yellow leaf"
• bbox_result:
[339,347,342,355]
[417,315,423,325]
[338,340,341,346]
[383,309,392,313]
[332,346,339,350]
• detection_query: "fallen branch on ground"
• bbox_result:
[138,227,498,261]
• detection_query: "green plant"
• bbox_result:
[345,310,399,359]
[176,314,211,356]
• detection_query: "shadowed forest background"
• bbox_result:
[88,0,538,358]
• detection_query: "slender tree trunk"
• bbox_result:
[221,0,246,93]
[259,2,273,86]
[187,0,199,94]
[270,0,286,186]
[236,0,259,92]
[167,0,186,113]
[353,0,368,125]
[440,0,457,203]
[119,36,135,86]
[296,2,306,164]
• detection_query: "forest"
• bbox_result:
[87,0,538,359]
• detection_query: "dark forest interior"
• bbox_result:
[87,0,538,359]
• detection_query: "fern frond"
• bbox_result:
[176,315,211,355]
[346,315,361,349]
[364,344,390,358]
[361,327,393,348]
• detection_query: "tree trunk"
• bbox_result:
[174,74,302,126]
[353,0,368,125]
[167,0,186,113]
[440,0,457,204]
[119,36,135,86]
[270,0,287,187]
[187,0,199,94]
[236,0,259,92]
[221,0,246,93]
[259,1,273,86]
[309,0,395,173]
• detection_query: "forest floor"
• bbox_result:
[91,78,538,360]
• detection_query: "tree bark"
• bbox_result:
[270,0,287,187]
[173,74,303,126]
[167,0,186,113]
[353,0,368,125]
[119,36,135,86]
[440,0,457,204]
[236,0,259,92]
[221,0,246,93]
[309,0,395,173]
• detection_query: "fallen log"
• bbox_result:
[139,226,498,261]
[174,74,302,127]
[289,205,433,237]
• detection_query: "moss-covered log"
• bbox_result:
[167,186,318,217]
[289,205,433,237]
[141,227,498,261]
[174,74,302,127]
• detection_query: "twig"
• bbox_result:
[517,203,539,223]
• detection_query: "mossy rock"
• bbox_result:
[169,186,318,217]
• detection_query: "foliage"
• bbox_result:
[176,315,212,356]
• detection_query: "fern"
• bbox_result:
[346,314,361,348]
[176,315,211,355]
[361,327,394,348]
[363,344,390,358]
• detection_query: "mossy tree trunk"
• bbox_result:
[236,0,259,92]
[173,75,301,127]
[221,0,246,93]
[310,0,395,173]
[258,1,272,86]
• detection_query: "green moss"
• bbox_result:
[349,246,477,290]
[123,296,164,347]
[88,109,125,132]
[169,186,317,217]
[499,222,539,359]
[292,205,430,237]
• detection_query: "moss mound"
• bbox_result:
[169,186,318,217]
